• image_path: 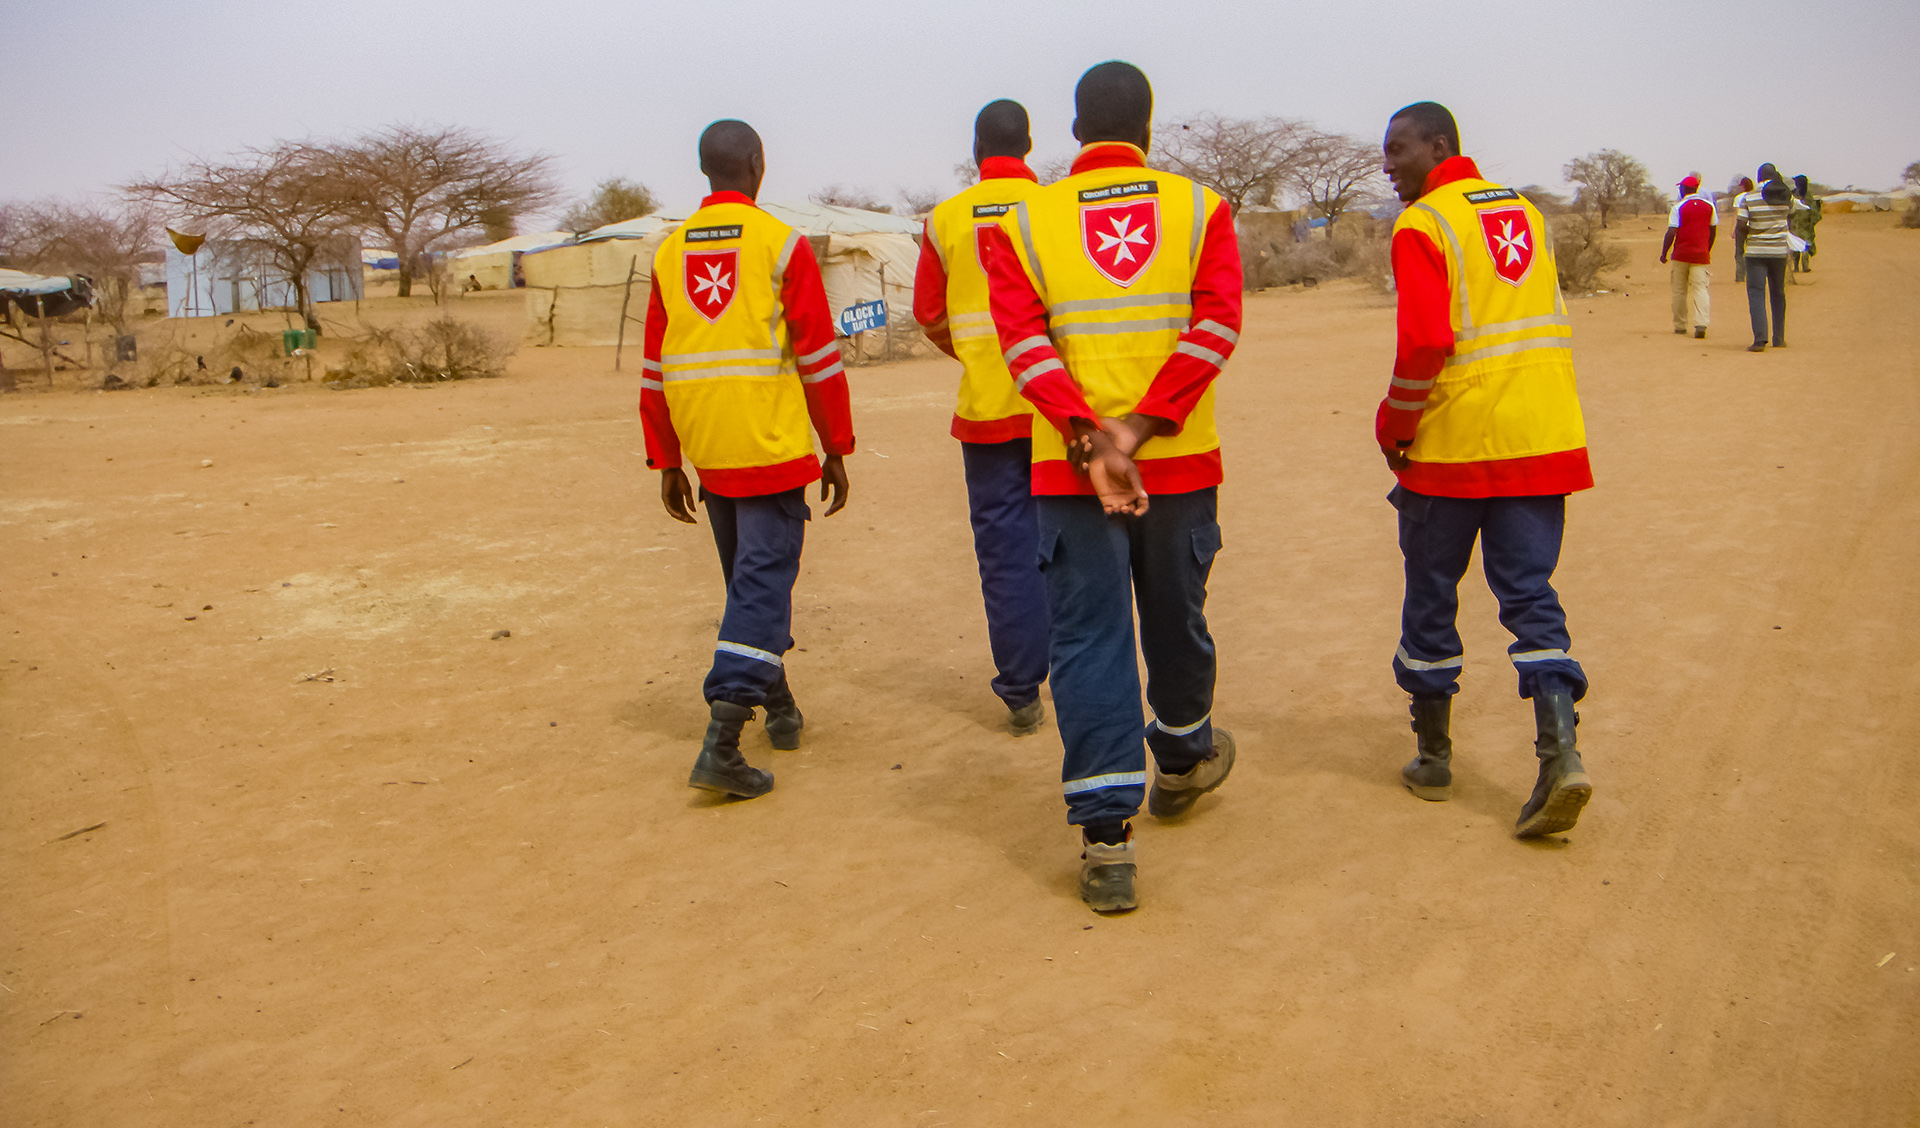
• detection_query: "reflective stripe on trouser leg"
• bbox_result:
[700,487,810,708]
[1392,485,1481,697]
[1478,495,1587,701]
[1037,496,1146,827]
[1131,488,1221,774]
[961,438,1049,710]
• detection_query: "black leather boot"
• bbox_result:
[764,674,804,751]
[1515,690,1591,837]
[687,701,773,798]
[1402,694,1453,801]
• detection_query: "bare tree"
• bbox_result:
[557,176,658,235]
[896,187,943,216]
[1154,113,1310,215]
[1516,184,1570,214]
[1289,131,1383,235]
[333,125,557,297]
[1033,156,1077,185]
[1904,160,1920,187]
[126,143,356,331]
[1563,149,1652,229]
[953,161,979,188]
[809,185,892,213]
[0,199,158,331]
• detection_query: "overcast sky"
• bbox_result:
[6,0,1913,225]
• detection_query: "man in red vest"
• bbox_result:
[1661,173,1717,338]
[639,120,855,799]
[914,100,1051,738]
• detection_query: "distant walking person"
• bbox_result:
[1661,173,1717,338]
[639,119,856,798]
[1731,177,1755,283]
[913,100,1051,737]
[1736,164,1799,351]
[1376,101,1597,839]
[1789,174,1821,279]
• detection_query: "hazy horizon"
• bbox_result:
[6,0,1912,228]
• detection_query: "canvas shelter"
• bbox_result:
[446,230,574,291]
[164,236,362,318]
[521,203,922,351]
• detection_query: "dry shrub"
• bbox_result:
[1241,223,1390,290]
[331,314,512,388]
[1903,198,1920,229]
[119,323,296,388]
[1552,213,1629,293]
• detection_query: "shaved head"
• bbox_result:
[698,119,765,198]
[974,99,1031,162]
[1073,61,1152,148]
[1389,102,1460,157]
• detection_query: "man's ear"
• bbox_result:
[1071,117,1084,144]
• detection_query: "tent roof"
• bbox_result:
[451,230,575,258]
[0,268,77,296]
[759,202,922,235]
[577,215,681,244]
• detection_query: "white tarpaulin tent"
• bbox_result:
[164,237,362,318]
[521,203,922,352]
[447,231,573,290]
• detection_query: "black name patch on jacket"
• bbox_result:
[1078,181,1157,204]
[1463,188,1520,204]
[972,203,1013,218]
[684,225,744,242]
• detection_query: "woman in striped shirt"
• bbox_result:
[1736,164,1804,352]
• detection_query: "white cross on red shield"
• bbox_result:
[1080,199,1159,287]
[683,249,739,321]
[1477,206,1536,286]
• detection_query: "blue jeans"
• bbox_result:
[961,438,1050,710]
[1391,486,1587,701]
[700,487,809,707]
[1038,489,1221,828]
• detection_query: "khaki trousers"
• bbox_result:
[1670,260,1710,331]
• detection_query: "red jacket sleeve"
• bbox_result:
[1134,198,1242,431]
[913,220,957,360]
[638,277,680,470]
[981,224,1096,438]
[780,236,856,457]
[1377,227,1452,448]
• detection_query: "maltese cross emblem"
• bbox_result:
[683,249,739,321]
[1476,206,1536,286]
[1081,199,1160,286]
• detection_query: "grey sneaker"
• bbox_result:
[1008,699,1045,737]
[1147,727,1236,818]
[1079,836,1137,913]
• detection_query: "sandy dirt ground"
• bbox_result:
[3,213,1916,1126]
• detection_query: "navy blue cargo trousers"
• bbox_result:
[1390,485,1587,701]
[700,486,809,708]
[1037,488,1222,828]
[961,438,1050,711]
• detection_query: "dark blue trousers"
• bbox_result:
[700,487,809,708]
[1391,486,1587,701]
[960,438,1050,710]
[1038,489,1221,828]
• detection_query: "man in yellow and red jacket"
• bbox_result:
[1377,101,1595,838]
[639,119,855,800]
[983,62,1242,913]
[913,99,1050,738]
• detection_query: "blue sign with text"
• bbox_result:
[838,299,887,336]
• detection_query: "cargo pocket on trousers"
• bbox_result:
[1388,485,1430,524]
[1036,527,1060,574]
[1191,522,1222,569]
[775,488,813,523]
